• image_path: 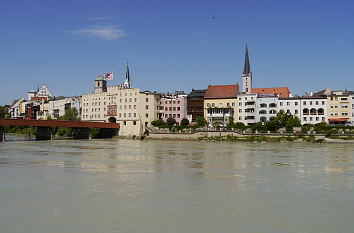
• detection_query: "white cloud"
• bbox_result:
[73,25,125,40]
[84,17,112,21]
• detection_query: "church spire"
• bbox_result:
[243,42,251,75]
[124,62,131,88]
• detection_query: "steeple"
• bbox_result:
[243,42,251,75]
[124,62,131,88]
[242,42,252,93]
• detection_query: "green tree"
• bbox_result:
[57,107,79,121]
[226,121,235,130]
[196,117,207,127]
[234,122,246,130]
[151,119,165,127]
[167,117,176,126]
[180,118,190,127]
[0,105,5,118]
[265,121,279,132]
[252,122,267,133]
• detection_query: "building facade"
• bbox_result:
[327,91,351,125]
[161,92,187,124]
[187,89,206,122]
[81,66,162,136]
[256,96,279,123]
[204,84,239,127]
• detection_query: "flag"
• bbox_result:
[105,72,114,80]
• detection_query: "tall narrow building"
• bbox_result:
[242,42,252,93]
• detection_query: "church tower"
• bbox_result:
[94,75,107,93]
[242,42,252,93]
[123,62,131,88]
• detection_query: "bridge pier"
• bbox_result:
[73,127,90,139]
[36,127,53,140]
[0,127,5,142]
[100,128,118,138]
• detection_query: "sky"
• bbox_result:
[1,0,354,105]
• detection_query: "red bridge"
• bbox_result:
[0,118,120,142]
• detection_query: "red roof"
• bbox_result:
[252,87,290,98]
[205,84,239,99]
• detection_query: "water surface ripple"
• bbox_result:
[1,137,354,233]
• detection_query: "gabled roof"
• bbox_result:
[252,87,290,98]
[205,84,239,99]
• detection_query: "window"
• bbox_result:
[146,113,148,118]
[232,102,235,107]
[177,107,180,111]
[303,101,306,105]
[287,102,290,106]
[177,114,180,118]
[303,117,307,121]
[212,103,215,107]
[124,121,126,125]
[146,105,149,110]
[219,103,222,108]
[146,98,149,102]
[124,113,126,117]
[310,101,313,105]
[134,113,136,117]
[295,110,298,114]
[134,105,136,109]
[322,101,325,105]
[239,116,242,120]
[239,109,242,113]
[129,98,132,102]
[133,121,136,125]
[129,113,131,117]
[295,102,298,106]
[280,102,283,106]
[316,101,319,105]
[316,117,319,121]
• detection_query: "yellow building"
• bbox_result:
[203,84,239,127]
[327,91,351,125]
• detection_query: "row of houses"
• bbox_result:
[7,44,354,136]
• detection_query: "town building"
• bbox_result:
[187,89,206,122]
[161,92,188,124]
[255,95,279,122]
[28,85,52,101]
[204,84,239,127]
[327,90,351,125]
[350,92,354,125]
[9,97,25,119]
[38,96,82,119]
[81,65,162,136]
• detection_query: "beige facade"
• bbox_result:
[327,91,351,125]
[81,86,162,136]
[204,98,238,126]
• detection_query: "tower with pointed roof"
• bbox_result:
[242,42,252,93]
[123,62,131,88]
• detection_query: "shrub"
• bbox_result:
[151,119,165,127]
[234,122,246,131]
[196,117,207,127]
[180,118,190,127]
[167,117,176,126]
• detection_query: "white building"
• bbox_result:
[9,97,25,118]
[81,66,162,136]
[256,96,278,122]
[279,96,327,125]
[38,96,81,119]
[28,85,52,101]
[237,93,257,125]
[349,92,354,125]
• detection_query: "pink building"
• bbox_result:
[161,92,188,124]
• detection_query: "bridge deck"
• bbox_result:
[0,119,119,129]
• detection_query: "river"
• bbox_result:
[1,136,354,233]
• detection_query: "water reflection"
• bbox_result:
[1,138,354,232]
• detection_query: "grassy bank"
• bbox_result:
[197,135,326,143]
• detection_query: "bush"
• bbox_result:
[166,118,176,126]
[151,119,165,127]
[180,118,190,127]
[196,117,207,127]
[234,122,246,131]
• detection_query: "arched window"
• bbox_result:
[303,108,309,115]
[260,103,267,108]
[269,103,277,108]
[260,117,267,122]
[310,108,317,115]
[259,110,267,114]
[269,110,277,114]
[318,108,324,115]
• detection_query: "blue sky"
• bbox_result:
[1,0,354,105]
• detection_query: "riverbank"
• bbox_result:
[145,132,354,143]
